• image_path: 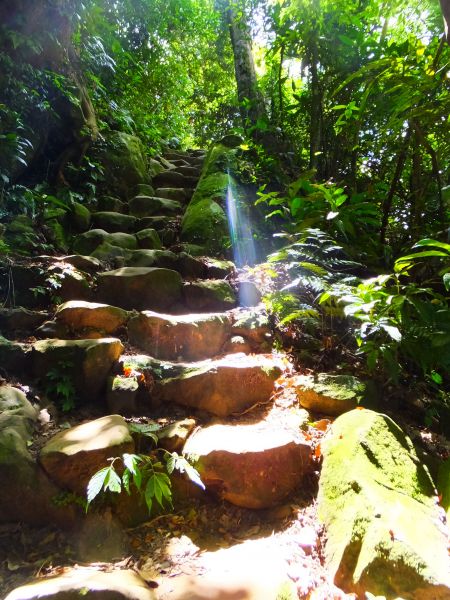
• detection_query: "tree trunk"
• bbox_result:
[224,2,267,135]
[439,0,450,43]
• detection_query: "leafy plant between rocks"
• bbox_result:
[86,423,204,514]
[45,360,77,412]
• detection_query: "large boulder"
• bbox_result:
[318,409,450,598]
[55,301,129,336]
[97,267,183,311]
[31,338,124,401]
[128,311,230,361]
[156,354,281,417]
[295,373,374,416]
[91,131,149,198]
[40,415,134,495]
[5,568,157,600]
[183,422,311,508]
[180,143,242,255]
[0,400,78,527]
[181,197,228,255]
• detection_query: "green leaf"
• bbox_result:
[430,371,443,385]
[86,467,110,507]
[104,467,122,494]
[443,273,450,292]
[380,323,402,342]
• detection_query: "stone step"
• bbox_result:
[128,306,271,361]
[73,229,138,255]
[124,249,206,278]
[155,353,282,416]
[128,195,182,217]
[31,337,123,402]
[54,300,130,336]
[152,170,199,189]
[91,211,138,233]
[175,165,201,177]
[183,279,237,312]
[107,354,283,418]
[183,422,312,508]
[5,569,157,600]
[163,150,205,162]
[97,195,128,213]
[155,187,194,202]
[39,414,133,496]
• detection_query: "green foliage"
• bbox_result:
[320,268,450,383]
[264,228,360,332]
[86,449,204,514]
[45,361,76,412]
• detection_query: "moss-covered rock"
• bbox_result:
[183,279,236,312]
[135,228,162,250]
[97,196,127,213]
[180,198,228,255]
[318,409,450,598]
[437,458,450,521]
[295,373,374,416]
[91,211,137,233]
[31,338,124,402]
[129,195,182,217]
[97,267,183,311]
[91,131,149,199]
[179,143,241,255]
[69,201,91,232]
[72,229,109,255]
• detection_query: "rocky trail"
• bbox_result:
[0,139,449,600]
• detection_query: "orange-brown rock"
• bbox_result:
[128,311,230,361]
[55,301,129,336]
[40,415,134,495]
[156,354,282,417]
[183,423,312,508]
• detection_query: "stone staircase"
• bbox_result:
[2,147,450,600]
[0,147,313,534]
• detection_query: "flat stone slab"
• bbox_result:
[155,187,190,202]
[128,311,230,361]
[72,229,137,255]
[40,414,134,495]
[5,568,156,600]
[97,267,183,311]
[318,409,450,598]
[91,211,138,233]
[184,422,312,508]
[295,373,372,415]
[156,354,282,416]
[152,170,190,188]
[128,195,182,217]
[55,300,130,336]
[31,338,124,401]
